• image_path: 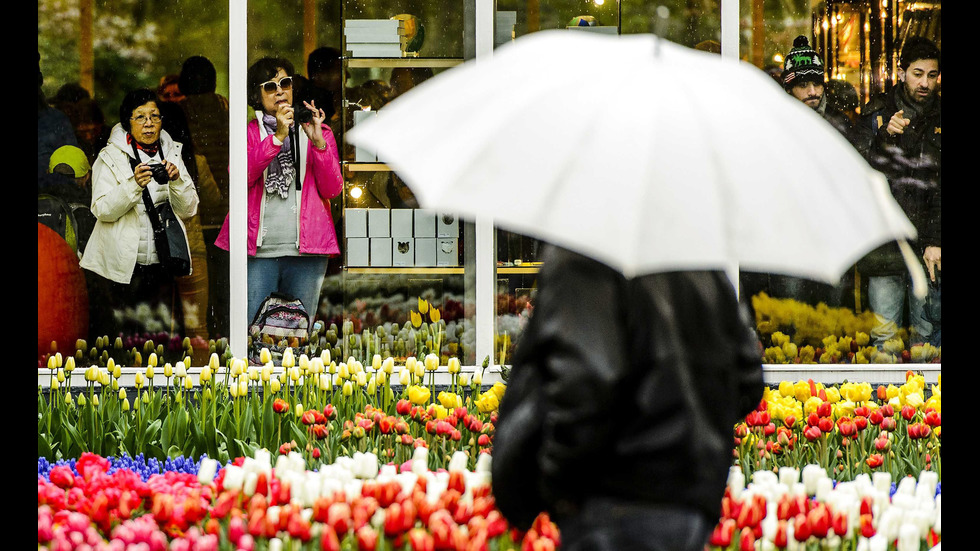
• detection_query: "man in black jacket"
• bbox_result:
[492,246,763,551]
[781,36,853,139]
[853,37,941,347]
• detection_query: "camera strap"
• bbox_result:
[290,124,302,191]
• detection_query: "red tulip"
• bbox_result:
[773,520,789,548]
[356,526,378,551]
[302,410,318,426]
[832,509,848,537]
[838,417,857,437]
[408,528,435,551]
[804,426,822,441]
[817,402,832,418]
[855,416,869,431]
[708,519,736,547]
[323,404,338,420]
[783,415,797,428]
[860,513,876,538]
[924,410,941,427]
[793,513,811,542]
[901,405,916,421]
[817,417,834,433]
[49,466,75,489]
[807,504,831,539]
[320,525,341,551]
[739,527,755,551]
[328,502,352,536]
[273,399,290,414]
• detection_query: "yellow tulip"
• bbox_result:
[904,392,924,409]
[260,347,272,365]
[122,398,130,411]
[282,348,295,369]
[382,357,395,374]
[134,372,145,389]
[146,365,155,380]
[164,363,173,378]
[200,365,212,383]
[778,381,794,398]
[430,308,441,323]
[408,385,430,405]
[270,379,281,393]
[418,297,429,314]
[424,354,440,372]
[410,311,423,328]
[184,375,194,390]
[432,404,448,419]
[824,387,841,404]
[373,354,382,371]
[321,349,331,366]
[447,358,461,375]
[438,391,462,409]
[343,381,354,396]
[148,353,158,368]
[209,353,220,372]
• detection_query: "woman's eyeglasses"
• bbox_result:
[131,114,163,125]
[260,76,293,93]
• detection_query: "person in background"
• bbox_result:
[853,37,941,347]
[160,102,222,341]
[493,246,763,551]
[215,57,343,324]
[178,55,230,336]
[781,36,852,138]
[80,88,199,336]
[39,54,79,179]
[158,74,186,104]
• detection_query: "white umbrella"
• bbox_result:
[349,30,922,288]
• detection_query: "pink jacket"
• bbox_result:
[216,118,343,256]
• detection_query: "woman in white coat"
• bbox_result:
[80,88,199,335]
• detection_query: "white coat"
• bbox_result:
[80,124,199,284]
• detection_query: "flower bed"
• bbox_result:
[38,449,560,551]
[734,373,941,483]
[707,465,940,550]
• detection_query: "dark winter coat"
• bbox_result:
[853,86,941,275]
[491,246,763,533]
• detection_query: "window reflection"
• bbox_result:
[741,0,941,361]
[38,0,231,366]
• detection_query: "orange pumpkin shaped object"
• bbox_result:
[38,223,88,359]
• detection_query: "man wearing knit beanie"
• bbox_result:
[781,36,852,137]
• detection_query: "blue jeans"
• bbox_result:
[247,256,330,324]
[869,274,933,346]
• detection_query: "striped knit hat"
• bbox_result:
[782,36,825,90]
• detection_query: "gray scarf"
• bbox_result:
[262,113,295,199]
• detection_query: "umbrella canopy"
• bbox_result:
[348,30,917,284]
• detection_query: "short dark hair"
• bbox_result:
[247,57,295,112]
[119,89,159,133]
[179,56,218,95]
[900,37,941,72]
[307,47,341,78]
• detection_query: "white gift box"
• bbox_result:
[437,212,459,238]
[391,209,414,237]
[368,208,390,237]
[414,209,436,238]
[345,208,367,238]
[370,238,392,266]
[347,238,369,266]
[415,238,436,267]
[352,110,379,162]
[392,238,414,267]
[437,238,458,267]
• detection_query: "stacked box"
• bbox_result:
[352,110,378,162]
[368,209,390,237]
[437,212,459,238]
[391,209,414,237]
[496,11,517,47]
[371,238,393,266]
[345,19,406,58]
[392,238,414,266]
[414,209,436,238]
[347,238,369,266]
[415,238,437,267]
[437,238,458,267]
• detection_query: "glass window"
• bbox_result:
[739,0,942,363]
[39,0,231,367]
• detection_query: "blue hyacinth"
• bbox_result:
[38,453,209,483]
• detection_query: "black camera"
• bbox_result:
[294,102,315,125]
[148,162,170,186]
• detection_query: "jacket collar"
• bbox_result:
[107,123,178,160]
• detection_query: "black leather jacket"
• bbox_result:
[492,247,763,529]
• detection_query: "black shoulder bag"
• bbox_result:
[129,141,192,276]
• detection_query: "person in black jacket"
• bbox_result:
[781,36,853,139]
[492,245,763,551]
[853,37,941,347]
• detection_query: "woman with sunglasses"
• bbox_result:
[80,88,199,333]
[216,57,343,324]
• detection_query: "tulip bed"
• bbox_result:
[706,465,940,550]
[752,294,941,364]
[734,373,941,484]
[38,448,561,551]
[39,345,942,550]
